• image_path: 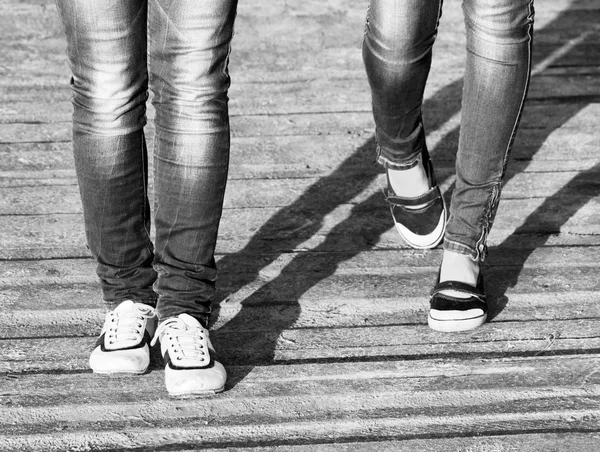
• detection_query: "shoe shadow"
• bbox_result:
[212,1,600,387]
[211,137,381,386]
[211,75,465,389]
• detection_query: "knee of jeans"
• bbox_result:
[364,22,436,69]
[150,68,232,135]
[463,0,534,48]
[363,37,434,96]
[71,74,148,136]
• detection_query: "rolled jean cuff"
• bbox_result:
[104,294,158,312]
[157,304,211,328]
[375,122,426,170]
[443,238,484,262]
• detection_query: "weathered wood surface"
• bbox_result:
[1,0,600,450]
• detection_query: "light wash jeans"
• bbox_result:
[363,0,535,261]
[55,0,238,325]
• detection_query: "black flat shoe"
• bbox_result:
[428,273,487,332]
[385,148,446,249]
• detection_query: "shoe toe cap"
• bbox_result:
[165,361,227,396]
[89,345,150,374]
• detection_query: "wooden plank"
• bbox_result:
[1,412,599,452]
[2,288,600,340]
[2,245,600,286]
[1,102,599,145]
[138,434,600,452]
[2,435,600,452]
[0,399,599,450]
[1,193,599,258]
[2,246,600,333]
[3,355,599,403]
[3,316,600,373]
[2,380,600,432]
[1,356,600,447]
[1,132,598,192]
[1,169,599,214]
[4,69,600,125]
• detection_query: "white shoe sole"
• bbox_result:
[168,386,225,398]
[428,312,487,332]
[92,368,148,375]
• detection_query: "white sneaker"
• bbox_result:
[89,300,157,374]
[151,314,226,397]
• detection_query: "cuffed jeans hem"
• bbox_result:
[104,295,158,312]
[376,146,424,170]
[443,238,483,262]
[157,304,211,328]
[375,123,427,170]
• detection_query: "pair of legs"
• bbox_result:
[364,0,534,330]
[55,0,237,395]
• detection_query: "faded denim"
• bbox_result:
[363,0,535,261]
[55,0,237,325]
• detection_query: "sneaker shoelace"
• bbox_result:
[105,304,156,347]
[151,318,209,364]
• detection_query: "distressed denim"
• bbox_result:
[363,0,534,261]
[55,0,237,324]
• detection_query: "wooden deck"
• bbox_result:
[1,0,600,450]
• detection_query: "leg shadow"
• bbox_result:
[486,162,600,319]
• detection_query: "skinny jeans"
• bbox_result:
[55,0,237,324]
[363,0,534,261]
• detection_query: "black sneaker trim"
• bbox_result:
[97,330,152,352]
[163,349,218,371]
[385,185,441,207]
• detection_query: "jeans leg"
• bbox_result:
[55,0,158,309]
[445,0,535,261]
[148,0,237,325]
[363,0,443,169]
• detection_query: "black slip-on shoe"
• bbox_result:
[428,273,488,332]
[385,149,446,249]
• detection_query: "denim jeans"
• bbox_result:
[55,0,237,324]
[363,0,534,261]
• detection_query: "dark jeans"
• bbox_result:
[55,0,237,324]
[363,0,535,261]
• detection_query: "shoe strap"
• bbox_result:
[385,185,441,207]
[384,150,441,208]
[430,280,485,301]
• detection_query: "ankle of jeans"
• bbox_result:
[377,138,427,170]
[104,297,157,312]
[156,301,212,329]
[375,120,427,170]
[443,238,485,263]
